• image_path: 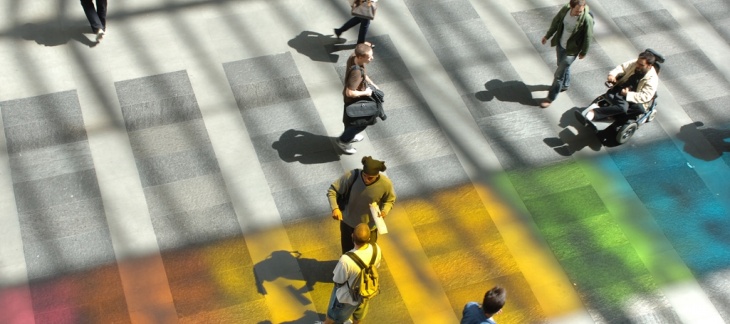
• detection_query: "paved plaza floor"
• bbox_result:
[1,0,730,323]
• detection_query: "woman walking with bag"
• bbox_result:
[334,0,378,44]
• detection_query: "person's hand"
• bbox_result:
[620,87,629,96]
[578,53,586,59]
[364,87,373,97]
[607,75,617,84]
[379,211,387,219]
[541,36,547,45]
[332,208,342,220]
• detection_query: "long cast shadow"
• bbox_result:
[475,79,549,106]
[288,31,347,63]
[677,122,730,162]
[16,22,97,47]
[272,129,341,164]
[254,250,337,305]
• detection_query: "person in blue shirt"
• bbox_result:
[461,286,507,324]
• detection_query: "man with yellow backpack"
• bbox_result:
[318,223,382,324]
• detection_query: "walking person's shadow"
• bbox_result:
[254,250,337,305]
[677,122,730,161]
[288,31,347,63]
[16,22,98,47]
[475,79,549,106]
[272,129,340,164]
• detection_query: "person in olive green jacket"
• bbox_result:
[540,0,594,108]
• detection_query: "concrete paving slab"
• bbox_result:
[3,0,730,322]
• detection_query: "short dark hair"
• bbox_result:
[482,286,507,314]
[638,51,656,66]
[354,43,373,58]
[353,223,371,245]
[570,0,586,8]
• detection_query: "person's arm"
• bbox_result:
[332,257,349,285]
[626,71,658,103]
[365,75,378,89]
[542,5,568,43]
[607,60,633,83]
[378,183,396,218]
[328,173,352,220]
[345,68,373,98]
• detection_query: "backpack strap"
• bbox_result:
[346,169,359,195]
[346,243,377,270]
[368,244,378,266]
[346,249,367,270]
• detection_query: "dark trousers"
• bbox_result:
[593,91,644,120]
[340,222,378,254]
[339,125,367,143]
[80,0,107,32]
[337,17,371,44]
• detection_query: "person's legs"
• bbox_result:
[356,18,370,44]
[588,100,629,120]
[547,45,577,102]
[351,299,370,324]
[325,287,359,324]
[336,17,362,36]
[340,222,356,254]
[80,0,104,31]
[339,125,367,143]
[96,0,107,29]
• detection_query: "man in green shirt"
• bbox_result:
[540,0,594,108]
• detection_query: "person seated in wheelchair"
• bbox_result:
[580,50,660,123]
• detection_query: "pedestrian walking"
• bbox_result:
[80,0,107,42]
[540,0,594,108]
[327,156,395,254]
[336,43,380,155]
[334,0,378,45]
[461,286,507,324]
[317,224,382,324]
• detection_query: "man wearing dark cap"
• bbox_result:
[327,156,396,253]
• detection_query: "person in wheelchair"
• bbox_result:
[580,50,660,123]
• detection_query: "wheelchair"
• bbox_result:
[577,49,665,145]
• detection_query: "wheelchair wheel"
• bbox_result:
[616,123,638,144]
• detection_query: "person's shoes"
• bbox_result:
[350,133,364,143]
[334,28,342,38]
[540,99,552,108]
[96,29,105,42]
[560,87,569,92]
[336,139,356,154]
[574,110,588,126]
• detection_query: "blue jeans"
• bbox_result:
[326,287,369,323]
[337,17,371,44]
[547,45,577,101]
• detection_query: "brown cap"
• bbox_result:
[362,156,386,175]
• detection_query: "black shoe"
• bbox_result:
[560,87,569,92]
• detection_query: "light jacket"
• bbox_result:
[609,59,659,106]
[544,4,594,56]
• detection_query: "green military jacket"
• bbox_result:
[544,4,594,56]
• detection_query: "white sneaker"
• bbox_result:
[350,133,364,143]
[336,139,356,154]
[96,29,105,42]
